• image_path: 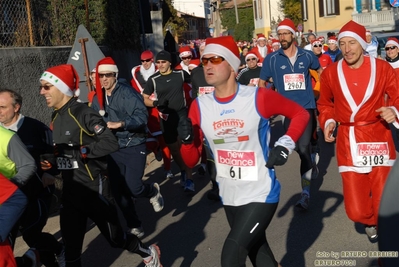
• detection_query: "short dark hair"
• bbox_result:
[0,88,23,108]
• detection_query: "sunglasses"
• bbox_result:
[39,85,53,91]
[141,59,151,62]
[182,56,192,60]
[246,58,257,62]
[313,44,322,48]
[156,60,167,64]
[99,73,115,78]
[385,46,397,51]
[201,56,225,65]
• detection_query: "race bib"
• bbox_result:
[198,86,214,96]
[216,149,258,181]
[57,157,79,170]
[355,142,389,167]
[283,74,306,91]
[249,78,259,86]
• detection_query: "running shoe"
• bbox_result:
[165,170,174,179]
[198,163,206,176]
[180,170,186,187]
[24,248,40,267]
[365,225,378,241]
[56,246,66,267]
[295,193,310,210]
[143,244,163,267]
[155,147,163,162]
[150,183,164,212]
[184,179,195,192]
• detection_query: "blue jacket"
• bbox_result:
[92,80,148,148]
[260,47,320,109]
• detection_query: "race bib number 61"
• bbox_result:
[355,142,389,167]
[216,149,258,181]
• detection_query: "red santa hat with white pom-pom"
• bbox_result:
[40,64,80,97]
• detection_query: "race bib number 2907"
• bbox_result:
[216,149,258,181]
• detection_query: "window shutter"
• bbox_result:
[334,0,340,15]
[319,0,324,17]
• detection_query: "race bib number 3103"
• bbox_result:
[355,142,389,167]
[216,149,258,181]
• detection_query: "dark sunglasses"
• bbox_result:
[182,56,192,60]
[141,59,151,62]
[246,58,257,62]
[385,46,397,51]
[313,44,322,48]
[201,56,225,65]
[156,60,167,64]
[98,73,115,78]
[39,85,53,91]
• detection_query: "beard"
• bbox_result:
[281,39,294,50]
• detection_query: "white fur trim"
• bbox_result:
[99,110,105,116]
[202,43,241,73]
[40,71,73,96]
[386,40,399,49]
[277,25,295,35]
[98,64,118,73]
[179,51,192,58]
[338,31,367,50]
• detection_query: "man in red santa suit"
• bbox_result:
[318,20,399,242]
[131,50,174,179]
[250,33,268,64]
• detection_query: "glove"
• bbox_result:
[40,153,56,171]
[154,100,169,112]
[266,146,289,168]
[178,118,193,144]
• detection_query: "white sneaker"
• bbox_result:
[165,170,174,179]
[365,225,378,241]
[24,248,40,267]
[150,183,164,212]
[129,227,145,238]
[56,246,66,267]
[143,244,163,267]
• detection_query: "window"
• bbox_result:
[319,0,340,16]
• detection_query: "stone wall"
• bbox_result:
[0,47,140,124]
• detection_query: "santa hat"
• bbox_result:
[179,46,192,58]
[277,18,296,35]
[328,36,338,44]
[141,50,154,60]
[272,39,280,47]
[257,33,266,40]
[386,37,399,49]
[245,53,258,62]
[40,64,80,97]
[95,57,119,116]
[311,38,322,49]
[366,30,372,36]
[202,36,240,73]
[338,20,367,50]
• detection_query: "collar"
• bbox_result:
[0,114,24,132]
[386,55,399,63]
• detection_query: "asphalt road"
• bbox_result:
[14,117,383,267]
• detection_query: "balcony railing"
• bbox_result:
[352,10,395,31]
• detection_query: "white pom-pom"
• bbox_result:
[99,109,105,116]
[74,88,80,97]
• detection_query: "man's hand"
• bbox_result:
[107,121,123,129]
[266,146,289,168]
[42,172,56,188]
[324,122,336,143]
[376,107,396,123]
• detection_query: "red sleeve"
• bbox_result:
[180,100,203,168]
[256,88,310,142]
